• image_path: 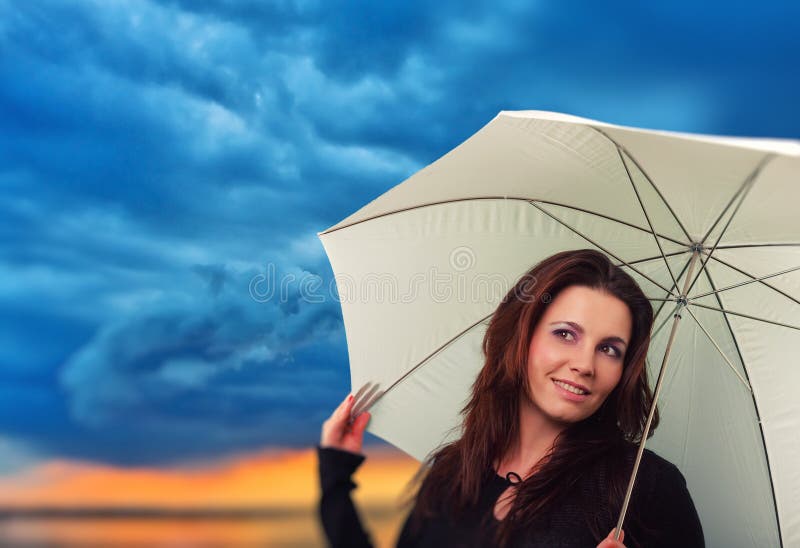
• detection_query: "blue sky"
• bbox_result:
[1,0,798,472]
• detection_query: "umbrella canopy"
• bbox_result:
[318,111,800,547]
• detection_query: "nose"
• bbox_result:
[570,347,596,377]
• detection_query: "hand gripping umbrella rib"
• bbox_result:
[318,111,800,547]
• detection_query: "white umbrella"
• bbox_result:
[318,111,800,547]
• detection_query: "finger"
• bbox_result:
[345,410,368,434]
[343,394,358,422]
[324,397,354,443]
[321,415,346,447]
[352,411,371,433]
[334,394,355,418]
[342,413,370,449]
[606,528,624,543]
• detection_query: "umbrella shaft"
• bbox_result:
[614,250,701,540]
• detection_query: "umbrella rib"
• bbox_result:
[713,243,800,249]
[527,201,678,296]
[702,254,800,308]
[692,263,800,301]
[683,189,749,298]
[685,154,775,297]
[616,249,691,267]
[686,186,753,297]
[698,155,773,245]
[320,196,688,247]
[530,200,688,247]
[700,266,755,386]
[591,127,693,242]
[682,307,752,391]
[698,266,784,547]
[616,147,680,289]
[649,258,696,336]
[688,301,800,331]
[353,311,496,415]
[651,301,682,341]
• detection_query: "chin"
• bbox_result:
[547,406,597,425]
[545,410,586,425]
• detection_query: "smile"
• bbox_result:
[552,379,590,400]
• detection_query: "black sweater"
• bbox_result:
[317,445,704,548]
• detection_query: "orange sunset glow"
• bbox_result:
[0,445,423,547]
[0,445,422,510]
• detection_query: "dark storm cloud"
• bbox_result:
[51,264,350,464]
[0,0,798,468]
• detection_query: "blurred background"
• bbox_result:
[1,1,798,546]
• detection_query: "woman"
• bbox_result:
[317,249,705,547]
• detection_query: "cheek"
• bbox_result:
[527,351,554,382]
[601,368,624,397]
[527,338,559,368]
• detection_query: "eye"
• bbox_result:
[553,329,575,341]
[600,344,623,359]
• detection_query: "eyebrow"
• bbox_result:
[549,321,628,347]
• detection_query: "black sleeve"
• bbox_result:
[634,459,705,548]
[317,445,374,548]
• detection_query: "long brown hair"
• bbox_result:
[399,248,658,546]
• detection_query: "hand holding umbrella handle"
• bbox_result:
[320,393,372,455]
[596,528,625,548]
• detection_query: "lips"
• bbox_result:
[552,378,591,394]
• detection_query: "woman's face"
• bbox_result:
[525,285,632,427]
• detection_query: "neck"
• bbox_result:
[499,397,566,477]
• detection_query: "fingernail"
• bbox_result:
[348,395,354,401]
